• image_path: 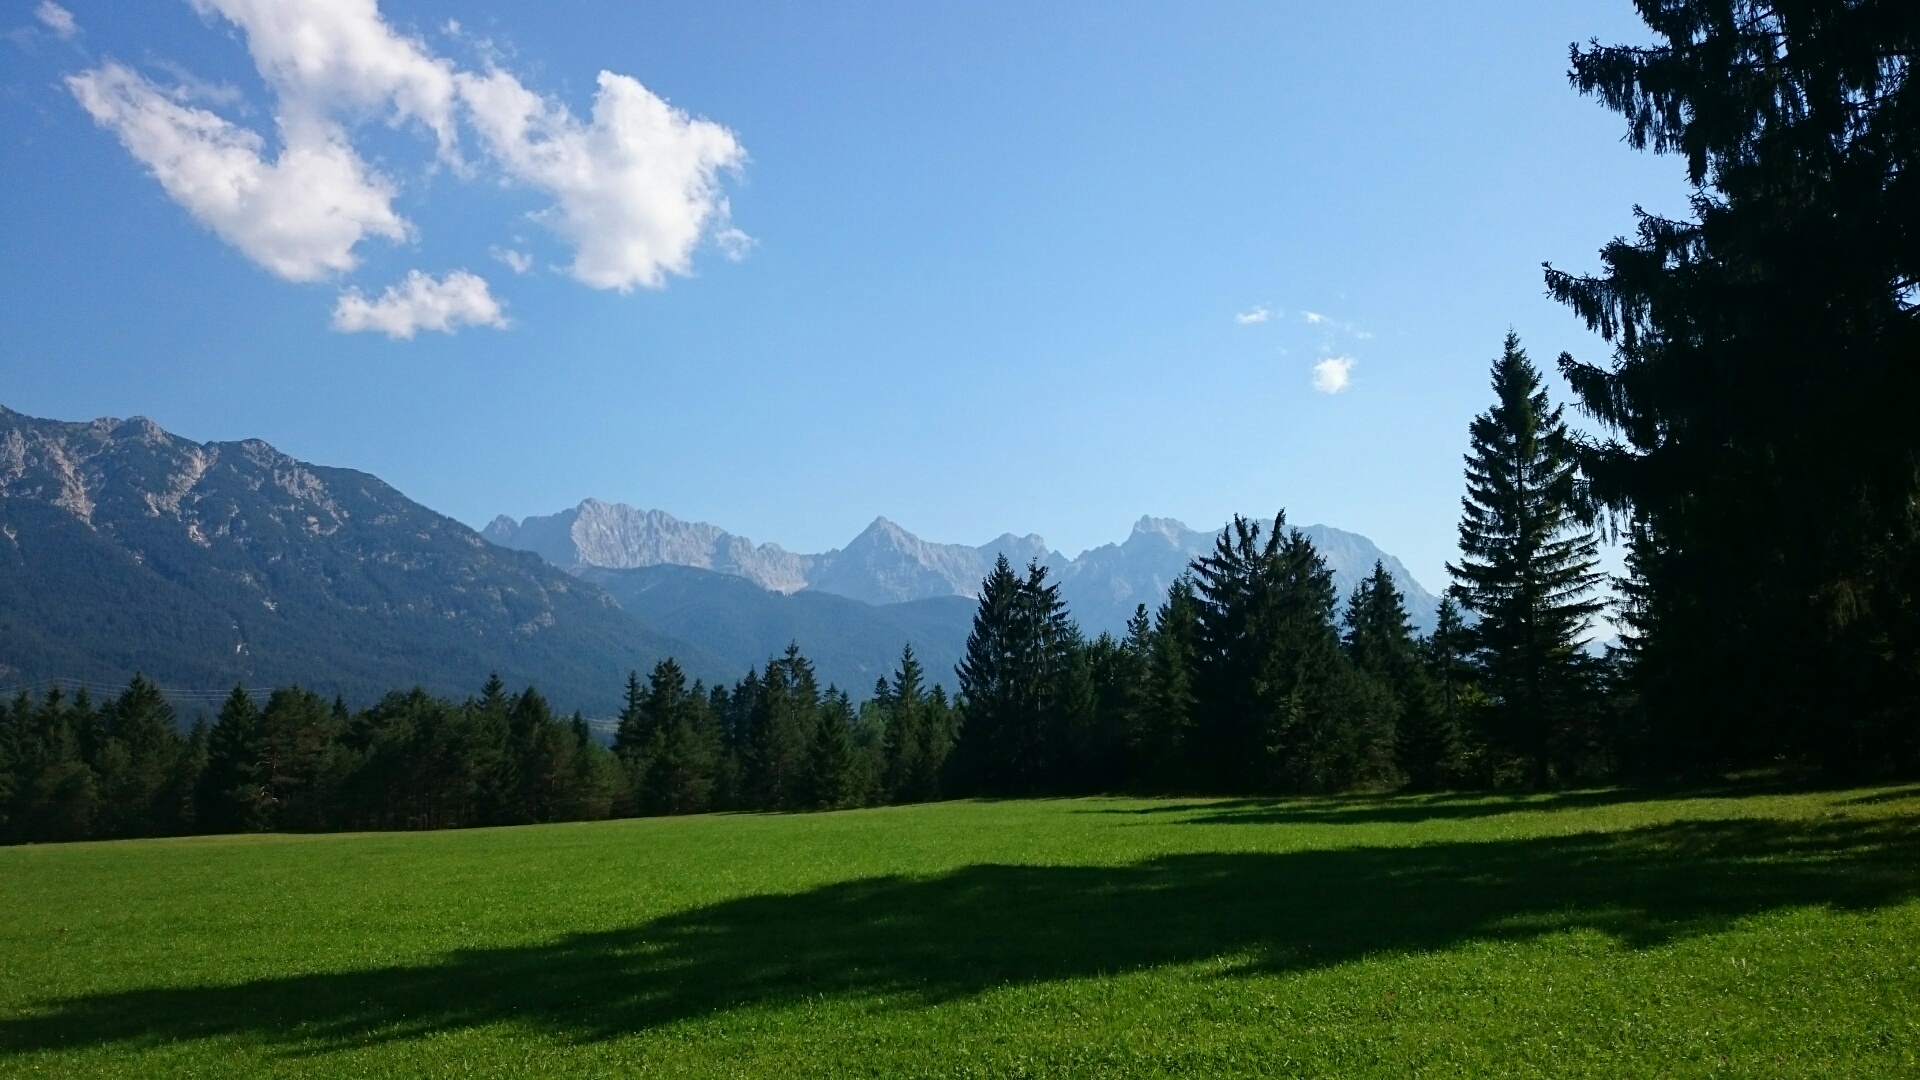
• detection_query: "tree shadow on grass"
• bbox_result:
[1097,783,1803,827]
[4,815,1917,1055]
[1838,784,1920,807]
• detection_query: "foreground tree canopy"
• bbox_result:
[1547,0,1920,773]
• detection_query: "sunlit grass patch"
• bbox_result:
[2,784,1916,1077]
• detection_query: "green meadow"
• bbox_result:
[2,786,1917,1078]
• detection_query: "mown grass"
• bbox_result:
[2,784,1918,1077]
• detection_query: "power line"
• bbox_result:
[0,678,277,701]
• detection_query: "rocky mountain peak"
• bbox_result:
[486,499,1441,635]
[1128,515,1196,547]
[0,403,708,712]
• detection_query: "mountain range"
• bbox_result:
[486,501,1441,636]
[0,405,725,714]
[0,402,1439,715]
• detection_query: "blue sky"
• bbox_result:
[0,0,1687,596]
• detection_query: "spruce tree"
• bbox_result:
[1345,562,1444,788]
[1192,514,1394,792]
[562,714,619,821]
[1,688,96,843]
[1134,579,1199,791]
[510,687,577,823]
[197,686,267,832]
[257,687,341,829]
[804,689,860,810]
[1084,628,1140,792]
[1422,597,1477,778]
[464,675,517,826]
[97,675,187,837]
[1547,2,1920,772]
[613,668,657,812]
[953,556,1087,795]
[880,644,928,801]
[613,672,650,755]
[638,660,722,815]
[1448,333,1603,783]
[737,645,822,810]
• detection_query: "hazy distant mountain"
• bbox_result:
[803,517,1060,605]
[576,564,974,693]
[0,406,724,713]
[489,500,1441,636]
[486,505,1061,606]
[1058,515,1440,636]
[485,499,811,592]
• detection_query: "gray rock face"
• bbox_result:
[485,500,811,593]
[0,405,720,712]
[804,517,1062,606]
[487,500,1441,636]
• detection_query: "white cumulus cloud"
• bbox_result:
[69,0,747,320]
[332,269,506,338]
[457,68,746,291]
[1312,356,1355,394]
[67,63,407,281]
[188,0,460,153]
[35,1,77,39]
[1235,306,1271,325]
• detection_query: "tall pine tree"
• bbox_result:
[1448,333,1603,783]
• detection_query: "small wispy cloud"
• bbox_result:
[150,60,246,109]
[333,270,507,339]
[1312,356,1355,394]
[491,246,533,274]
[715,227,756,261]
[35,2,77,40]
[1301,310,1373,339]
[1234,305,1271,325]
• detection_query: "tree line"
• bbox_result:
[0,645,965,843]
[0,329,1607,842]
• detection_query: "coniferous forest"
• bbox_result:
[4,0,1918,843]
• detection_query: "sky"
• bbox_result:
[0,0,1691,596]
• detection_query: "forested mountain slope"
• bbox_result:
[0,405,722,713]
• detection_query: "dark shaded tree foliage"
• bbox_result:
[1346,562,1451,789]
[1187,514,1397,793]
[950,557,1092,795]
[1546,0,1920,774]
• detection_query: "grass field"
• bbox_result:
[2,785,1918,1078]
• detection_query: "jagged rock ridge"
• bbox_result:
[0,405,722,712]
[487,502,1441,635]
[486,500,811,592]
[484,506,1058,606]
